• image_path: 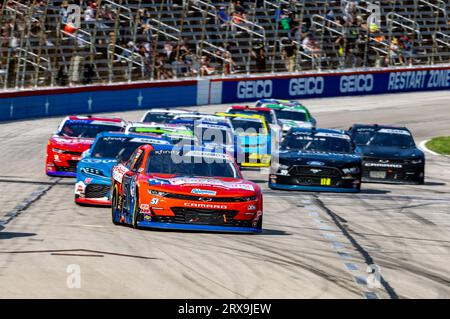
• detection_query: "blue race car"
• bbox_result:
[74,132,171,206]
[269,128,362,192]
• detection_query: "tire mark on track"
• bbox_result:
[0,178,62,229]
[314,195,399,299]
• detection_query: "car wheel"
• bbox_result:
[111,187,120,225]
[132,189,141,229]
[257,216,263,231]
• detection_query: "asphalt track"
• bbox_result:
[0,91,449,299]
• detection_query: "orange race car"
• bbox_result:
[111,144,263,233]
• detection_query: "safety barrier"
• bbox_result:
[0,80,198,121]
[0,65,449,122]
[205,65,450,104]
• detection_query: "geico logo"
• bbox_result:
[340,74,374,93]
[183,203,228,209]
[237,80,272,99]
[289,77,324,96]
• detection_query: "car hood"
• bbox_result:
[277,150,361,166]
[78,157,117,177]
[146,175,258,197]
[49,136,94,152]
[357,145,424,159]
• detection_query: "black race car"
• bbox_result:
[269,128,362,192]
[348,124,425,184]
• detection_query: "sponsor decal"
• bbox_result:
[140,204,150,214]
[191,189,217,196]
[307,161,325,166]
[112,164,128,183]
[340,74,374,93]
[310,169,322,174]
[377,128,411,136]
[53,137,93,144]
[150,198,159,205]
[74,181,86,195]
[152,177,255,191]
[247,204,256,211]
[81,159,117,164]
[84,177,92,184]
[315,132,350,140]
[129,137,170,144]
[237,80,272,99]
[184,203,228,209]
[289,77,324,96]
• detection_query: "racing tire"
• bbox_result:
[257,216,263,231]
[111,187,120,225]
[132,189,141,229]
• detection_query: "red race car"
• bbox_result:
[111,145,263,233]
[46,115,125,177]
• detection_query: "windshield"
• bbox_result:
[229,109,274,124]
[351,128,377,145]
[282,132,353,153]
[143,113,174,124]
[58,122,122,138]
[275,109,308,122]
[368,131,415,148]
[231,118,266,134]
[146,150,238,178]
[91,136,156,161]
[195,126,233,145]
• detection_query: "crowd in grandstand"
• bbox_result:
[0,0,448,87]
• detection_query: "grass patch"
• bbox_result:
[426,136,450,155]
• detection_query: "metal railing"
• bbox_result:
[0,0,448,89]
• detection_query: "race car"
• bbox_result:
[216,113,271,167]
[111,145,263,233]
[255,99,316,133]
[170,118,236,155]
[46,115,125,177]
[75,132,171,206]
[348,124,425,184]
[141,108,192,124]
[226,105,280,130]
[269,128,362,192]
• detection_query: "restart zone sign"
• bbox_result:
[220,67,450,103]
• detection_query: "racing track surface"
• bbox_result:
[1,91,450,298]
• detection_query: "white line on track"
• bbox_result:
[419,140,439,156]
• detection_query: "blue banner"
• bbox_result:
[0,82,198,122]
[220,67,450,103]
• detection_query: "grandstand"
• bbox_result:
[0,0,448,89]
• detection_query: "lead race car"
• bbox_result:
[269,128,362,192]
[46,115,125,177]
[111,145,263,233]
[348,124,425,184]
[75,132,171,206]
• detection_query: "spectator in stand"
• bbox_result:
[223,51,236,75]
[218,6,231,26]
[302,33,321,59]
[84,2,97,22]
[162,41,176,64]
[199,55,215,76]
[281,38,297,72]
[399,35,414,65]
[251,40,266,73]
